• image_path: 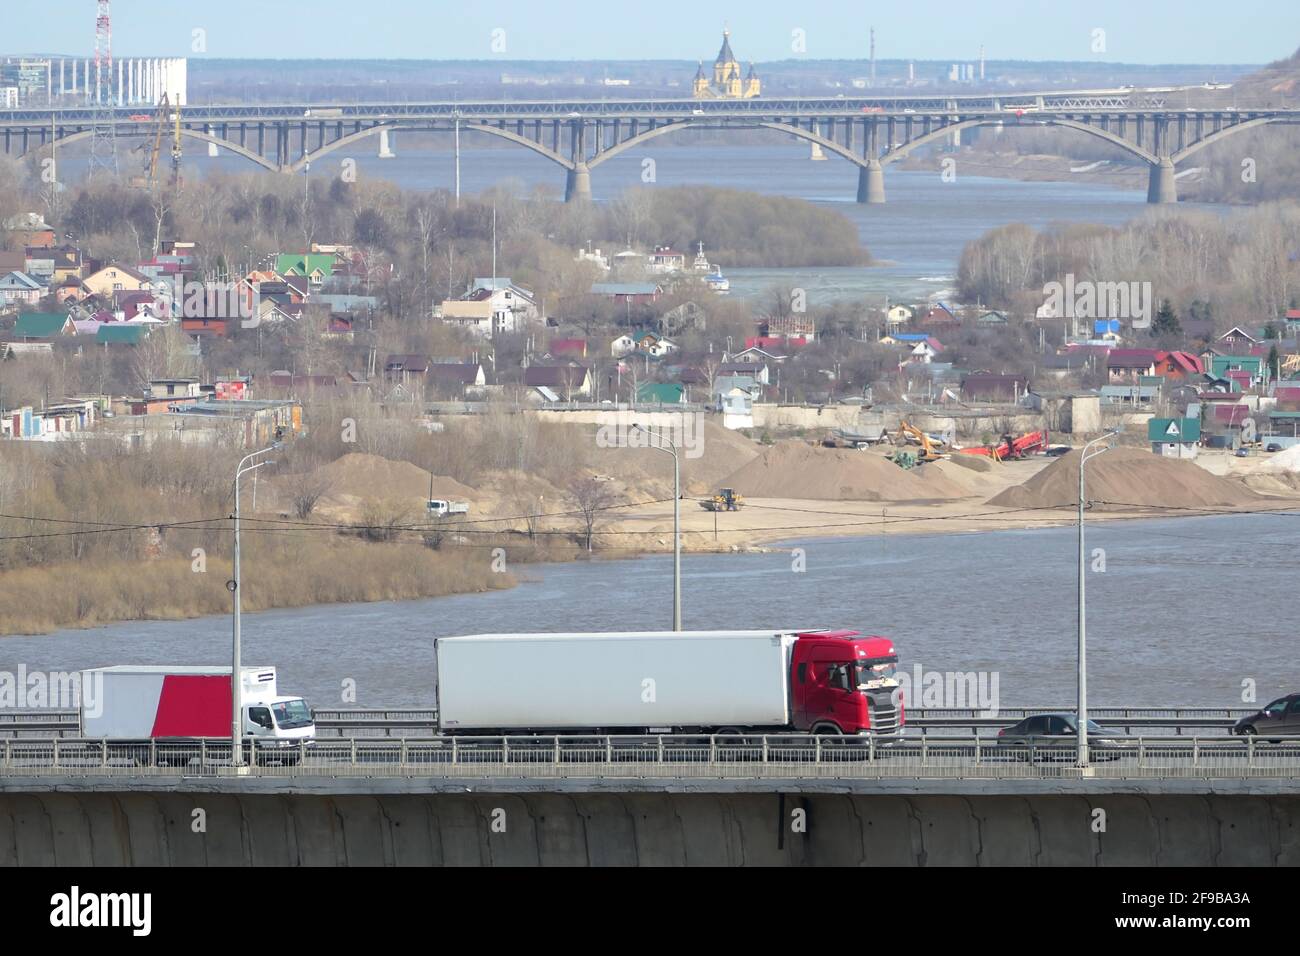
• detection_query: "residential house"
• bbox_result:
[1105,348,1161,383]
[96,324,147,346]
[384,354,432,386]
[0,271,47,307]
[636,382,687,405]
[13,311,75,340]
[1099,384,1159,406]
[1209,354,1266,389]
[886,304,914,328]
[82,263,153,298]
[146,379,203,399]
[3,213,55,248]
[438,299,495,337]
[916,303,959,328]
[610,333,637,358]
[1148,417,1200,459]
[647,247,688,274]
[736,345,784,364]
[548,338,588,360]
[427,362,487,399]
[523,364,592,400]
[1216,326,1258,353]
[275,253,335,288]
[718,361,770,385]
[589,282,661,305]
[977,310,1010,327]
[53,276,91,305]
[1154,350,1205,380]
[961,373,1028,403]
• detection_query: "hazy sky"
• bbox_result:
[7,0,1297,64]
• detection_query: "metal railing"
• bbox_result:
[2,734,1298,781]
[0,706,1259,739]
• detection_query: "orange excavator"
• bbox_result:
[957,429,1050,461]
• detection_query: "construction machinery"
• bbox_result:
[822,427,890,450]
[129,94,181,191]
[957,429,1051,461]
[699,488,744,512]
[890,421,946,465]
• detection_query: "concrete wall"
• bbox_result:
[2,791,1296,866]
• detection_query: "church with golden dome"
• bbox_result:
[692,29,760,99]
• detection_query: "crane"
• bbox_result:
[130,94,180,191]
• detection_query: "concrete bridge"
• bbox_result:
[2,732,1298,865]
[4,91,1297,205]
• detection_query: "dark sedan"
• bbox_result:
[995,712,1121,761]
[1233,695,1300,741]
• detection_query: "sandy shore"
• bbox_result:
[599,455,1300,553]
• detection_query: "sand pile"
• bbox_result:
[1261,445,1300,474]
[584,419,761,496]
[924,457,1007,496]
[311,453,477,503]
[989,448,1262,510]
[719,442,964,501]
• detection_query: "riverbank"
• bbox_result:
[0,535,526,637]
[896,148,1148,191]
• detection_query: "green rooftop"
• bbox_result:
[14,312,71,339]
[636,382,686,404]
[1148,417,1200,443]
[96,324,147,345]
[276,253,335,278]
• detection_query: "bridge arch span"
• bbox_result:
[31,126,280,173]
[1171,116,1279,164]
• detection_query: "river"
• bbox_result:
[2,513,1293,709]
[130,139,1205,304]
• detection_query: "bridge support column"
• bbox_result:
[565,162,592,202]
[378,127,395,159]
[206,125,219,158]
[856,160,885,204]
[1147,157,1176,204]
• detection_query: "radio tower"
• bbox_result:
[87,0,118,178]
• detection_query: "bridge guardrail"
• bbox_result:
[1,734,1297,781]
[0,707,1258,738]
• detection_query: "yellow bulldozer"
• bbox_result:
[699,488,744,512]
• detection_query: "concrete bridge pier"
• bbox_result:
[857,159,885,204]
[565,162,592,202]
[1147,157,1177,204]
[378,127,395,159]
[206,125,219,158]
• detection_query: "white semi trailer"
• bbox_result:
[434,629,903,735]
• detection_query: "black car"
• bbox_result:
[995,712,1121,761]
[1233,694,1300,741]
[1266,443,1283,453]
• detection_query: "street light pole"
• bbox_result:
[633,424,681,631]
[1076,428,1121,767]
[230,445,277,766]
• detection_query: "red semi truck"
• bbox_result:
[434,628,903,735]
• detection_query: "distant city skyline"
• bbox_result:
[4,0,1298,65]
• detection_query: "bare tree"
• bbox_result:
[288,473,332,519]
[566,476,618,552]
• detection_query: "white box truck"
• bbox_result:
[79,665,315,760]
[434,629,903,735]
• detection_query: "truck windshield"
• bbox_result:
[855,658,899,688]
[271,699,313,729]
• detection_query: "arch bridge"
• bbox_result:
[3,96,1297,205]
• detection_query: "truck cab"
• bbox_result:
[243,695,316,748]
[791,630,901,735]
